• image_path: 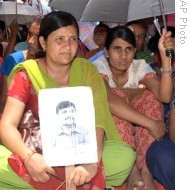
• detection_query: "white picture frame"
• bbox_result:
[39,86,97,166]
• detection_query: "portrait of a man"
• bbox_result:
[53,100,89,148]
[39,87,97,166]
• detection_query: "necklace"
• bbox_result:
[44,61,69,87]
[44,61,48,74]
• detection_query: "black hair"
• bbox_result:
[0,20,6,31]
[37,11,79,58]
[16,24,28,43]
[147,26,175,53]
[94,22,110,34]
[105,25,136,50]
[39,11,79,41]
[0,20,8,40]
[0,43,3,57]
[125,20,148,31]
[165,26,175,38]
[56,101,76,114]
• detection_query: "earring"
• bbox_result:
[43,48,46,52]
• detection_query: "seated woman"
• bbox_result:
[92,25,174,190]
[85,23,109,60]
[0,12,136,189]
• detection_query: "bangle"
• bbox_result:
[160,68,172,74]
[22,150,37,164]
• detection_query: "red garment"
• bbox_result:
[78,40,89,57]
[8,70,38,114]
[111,89,164,169]
[8,154,106,190]
[111,89,136,149]
[131,90,164,169]
[8,70,106,190]
[111,89,165,190]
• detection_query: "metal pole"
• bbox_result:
[159,0,174,58]
[15,0,18,22]
[159,0,167,29]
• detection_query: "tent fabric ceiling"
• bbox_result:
[127,0,175,22]
[49,0,89,20]
[80,0,130,22]
[49,0,175,22]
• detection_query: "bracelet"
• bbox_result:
[22,150,37,164]
[160,68,172,74]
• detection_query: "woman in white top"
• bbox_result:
[93,25,174,190]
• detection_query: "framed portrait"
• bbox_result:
[39,86,97,166]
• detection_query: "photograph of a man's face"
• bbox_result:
[56,101,76,130]
[39,87,98,166]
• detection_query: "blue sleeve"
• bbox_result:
[0,55,18,76]
[88,50,104,62]
[0,51,24,76]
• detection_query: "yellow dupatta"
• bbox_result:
[8,57,122,142]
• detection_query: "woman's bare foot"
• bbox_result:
[127,164,145,190]
[141,167,157,190]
